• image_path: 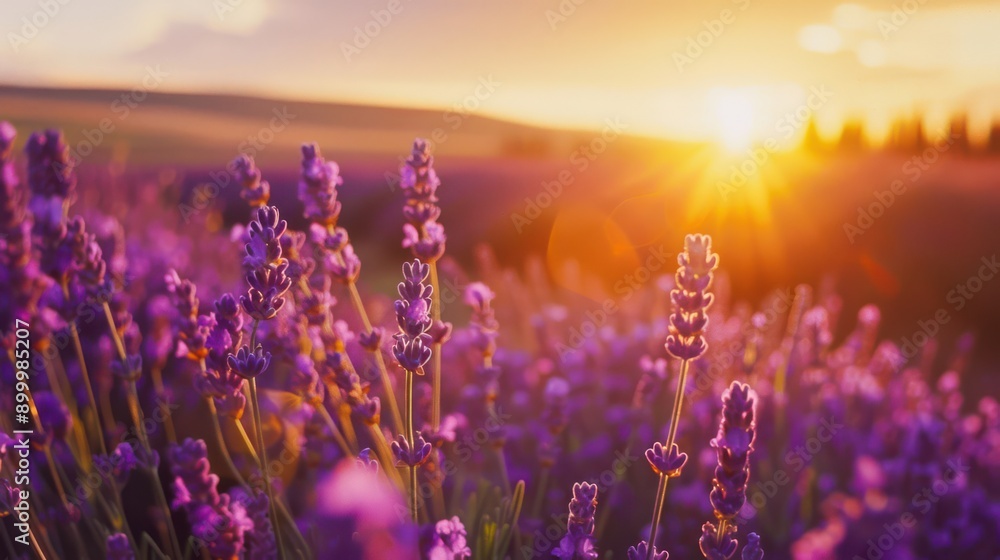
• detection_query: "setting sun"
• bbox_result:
[711,88,756,153]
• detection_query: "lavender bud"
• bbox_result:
[390,432,432,467]
[628,541,669,560]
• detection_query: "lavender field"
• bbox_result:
[2,1,1000,559]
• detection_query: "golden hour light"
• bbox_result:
[711,88,756,153]
[2,1,1000,559]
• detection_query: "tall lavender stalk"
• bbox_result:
[699,382,758,560]
[399,139,447,431]
[553,482,599,559]
[390,259,435,521]
[234,205,291,559]
[300,143,404,436]
[645,234,718,558]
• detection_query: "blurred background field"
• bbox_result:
[2,83,998,397]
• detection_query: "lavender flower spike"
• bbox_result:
[240,205,291,321]
[392,259,434,374]
[645,234,720,560]
[400,139,446,263]
[298,142,344,226]
[666,233,718,360]
[741,533,763,560]
[553,482,599,560]
[700,382,758,560]
[424,516,472,560]
[709,382,757,519]
[233,154,270,208]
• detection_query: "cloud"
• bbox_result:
[2,0,269,58]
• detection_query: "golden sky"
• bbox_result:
[3,0,1000,144]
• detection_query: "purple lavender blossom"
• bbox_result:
[553,482,599,560]
[353,394,382,426]
[240,205,291,321]
[665,234,718,361]
[699,522,738,560]
[106,533,134,560]
[35,390,72,444]
[359,327,384,352]
[400,139,446,263]
[25,130,75,237]
[289,353,325,405]
[423,516,472,560]
[709,381,756,519]
[699,382,757,560]
[465,282,499,359]
[232,154,270,208]
[227,344,271,379]
[741,533,763,560]
[0,478,20,516]
[391,432,432,467]
[197,366,247,418]
[393,259,434,373]
[628,542,668,560]
[298,143,343,226]
[645,441,688,478]
[214,293,245,343]
[94,442,138,487]
[169,438,251,558]
[355,448,379,473]
[231,487,277,560]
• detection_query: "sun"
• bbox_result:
[711,88,756,153]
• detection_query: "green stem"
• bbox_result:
[103,301,181,558]
[246,317,285,560]
[0,519,18,559]
[150,367,177,445]
[405,368,418,522]
[206,398,311,557]
[530,467,550,520]
[348,281,404,436]
[646,358,691,560]
[70,321,107,456]
[315,402,354,459]
[429,263,442,431]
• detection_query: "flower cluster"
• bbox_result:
[554,482,599,559]
[298,144,362,284]
[4,120,998,560]
[233,154,270,208]
[464,282,499,361]
[423,516,472,560]
[392,259,434,374]
[400,139,446,262]
[169,438,252,558]
[25,129,75,236]
[666,233,718,361]
[699,382,758,559]
[240,205,291,321]
[106,533,134,560]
